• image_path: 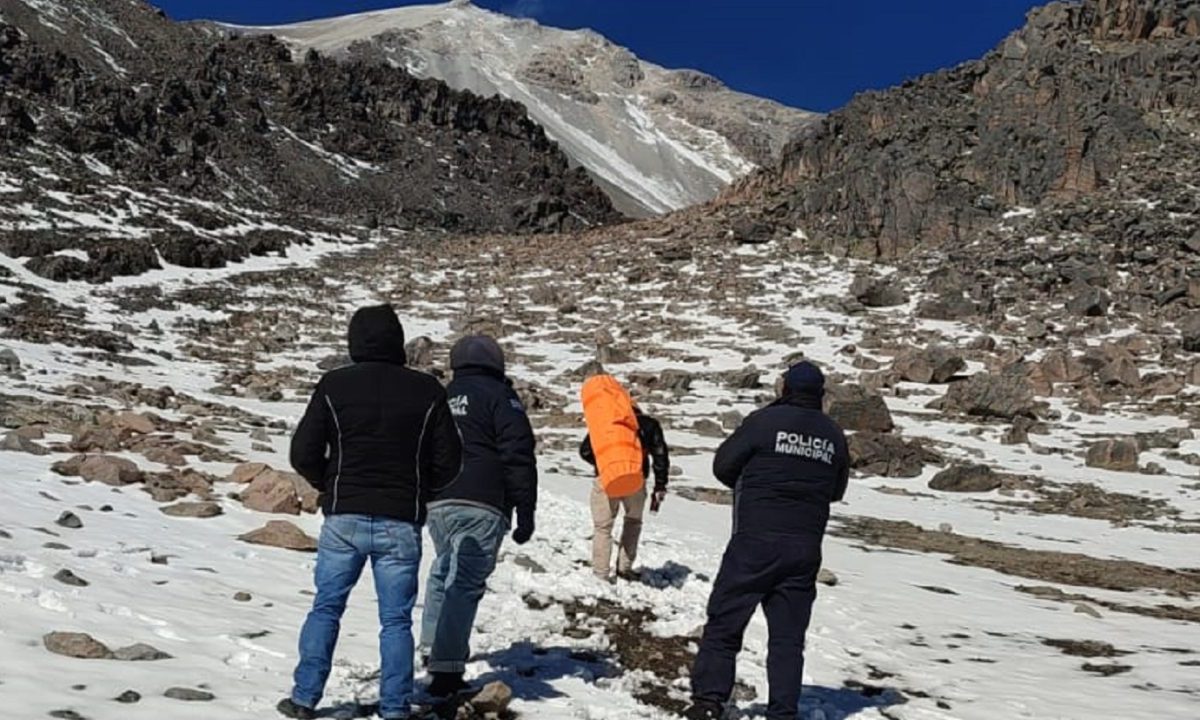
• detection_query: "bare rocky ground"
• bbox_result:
[3,212,1199,716]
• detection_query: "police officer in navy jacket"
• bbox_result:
[688,361,849,720]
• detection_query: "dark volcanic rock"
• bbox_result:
[849,432,941,477]
[929,464,1003,493]
[825,385,894,433]
[941,373,1039,420]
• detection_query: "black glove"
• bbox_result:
[512,507,535,545]
[651,486,667,514]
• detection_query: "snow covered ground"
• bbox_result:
[1,230,1198,720]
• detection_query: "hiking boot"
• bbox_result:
[616,569,640,583]
[427,671,469,699]
[682,701,723,720]
[276,698,316,719]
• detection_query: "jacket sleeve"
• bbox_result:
[643,417,671,490]
[425,388,464,493]
[579,434,595,467]
[712,419,756,488]
[290,381,330,491]
[497,391,538,520]
[833,425,850,502]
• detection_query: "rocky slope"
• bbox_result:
[220,0,819,217]
[0,0,617,283]
[697,0,1200,258]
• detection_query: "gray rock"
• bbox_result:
[929,465,1003,493]
[893,345,966,384]
[1066,287,1110,317]
[114,690,142,703]
[0,347,19,374]
[113,643,172,661]
[238,521,318,552]
[43,632,114,659]
[825,385,894,433]
[941,372,1039,420]
[817,568,839,587]
[1085,438,1140,473]
[164,687,215,702]
[851,276,908,308]
[850,433,940,477]
[405,336,436,367]
[160,502,224,518]
[233,592,253,602]
[56,512,83,530]
[692,418,725,438]
[469,681,513,715]
[53,569,89,587]
[1,431,49,455]
[1183,313,1200,353]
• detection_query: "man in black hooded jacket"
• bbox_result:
[279,304,462,720]
[420,335,537,697]
[687,361,849,720]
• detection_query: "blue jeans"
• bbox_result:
[292,514,422,719]
[420,504,509,673]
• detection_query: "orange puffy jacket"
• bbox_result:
[580,375,645,498]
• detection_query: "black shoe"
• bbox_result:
[683,701,723,720]
[616,569,640,582]
[276,698,316,719]
[427,671,469,699]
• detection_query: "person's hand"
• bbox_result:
[651,487,667,514]
[512,509,534,544]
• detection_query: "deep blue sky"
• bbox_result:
[151,0,1043,112]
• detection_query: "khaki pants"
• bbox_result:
[590,482,647,578]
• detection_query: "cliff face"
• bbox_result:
[722,0,1200,258]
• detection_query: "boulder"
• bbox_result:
[1066,287,1110,317]
[228,462,271,484]
[929,465,1002,493]
[1183,313,1200,353]
[1,431,49,455]
[160,502,223,518]
[241,471,302,515]
[1085,438,1140,472]
[113,412,156,435]
[940,372,1039,419]
[405,336,436,367]
[238,521,317,552]
[52,454,142,486]
[850,276,907,308]
[723,367,762,390]
[0,347,20,375]
[470,681,514,715]
[692,419,725,438]
[849,433,940,477]
[825,385,894,433]
[113,643,172,661]
[1098,357,1140,388]
[43,632,114,659]
[893,345,966,384]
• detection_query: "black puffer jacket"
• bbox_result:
[290,305,462,523]
[431,338,537,525]
[712,392,849,539]
[580,409,671,491]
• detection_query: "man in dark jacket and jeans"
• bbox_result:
[279,305,462,720]
[421,335,537,698]
[580,405,670,581]
[688,361,849,720]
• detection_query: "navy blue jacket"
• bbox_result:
[431,367,538,525]
[713,393,849,538]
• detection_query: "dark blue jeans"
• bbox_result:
[291,514,422,719]
[420,504,509,673]
[691,534,821,720]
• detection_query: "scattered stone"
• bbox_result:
[2,431,50,455]
[233,592,253,602]
[723,367,762,390]
[817,568,839,587]
[851,276,907,308]
[241,470,302,515]
[114,690,141,703]
[113,643,172,661]
[469,681,513,715]
[228,462,270,484]
[849,432,940,477]
[317,354,352,371]
[1182,313,1200,353]
[43,632,113,660]
[48,711,86,720]
[405,336,436,367]
[929,465,1002,493]
[940,372,1039,420]
[1042,639,1128,658]
[1081,663,1132,677]
[691,418,725,438]
[113,412,156,435]
[1085,439,1140,473]
[893,345,966,384]
[164,687,215,702]
[160,502,223,518]
[56,512,83,530]
[1066,287,1109,317]
[0,347,20,374]
[238,521,318,552]
[52,455,142,486]
[825,385,894,433]
[53,569,89,587]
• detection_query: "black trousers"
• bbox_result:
[691,534,820,720]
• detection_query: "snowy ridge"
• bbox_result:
[225,1,818,216]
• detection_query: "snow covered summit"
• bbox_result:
[223,1,820,216]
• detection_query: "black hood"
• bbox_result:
[450,335,505,376]
[348,305,407,365]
